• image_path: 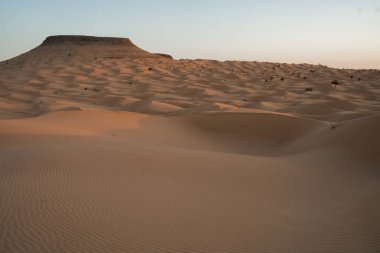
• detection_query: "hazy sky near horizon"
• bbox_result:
[1,0,379,68]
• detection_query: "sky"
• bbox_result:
[0,0,380,69]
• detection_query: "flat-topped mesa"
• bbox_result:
[3,35,173,64]
[41,35,135,46]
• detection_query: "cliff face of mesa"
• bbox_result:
[41,35,136,46]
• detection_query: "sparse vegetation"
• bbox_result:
[280,77,284,81]
[331,80,339,85]
[93,88,99,92]
[305,87,313,92]
[330,123,338,130]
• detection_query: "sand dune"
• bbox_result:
[1,36,379,252]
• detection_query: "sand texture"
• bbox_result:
[1,36,380,252]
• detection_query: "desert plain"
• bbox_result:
[0,36,380,252]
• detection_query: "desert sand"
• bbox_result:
[0,35,379,252]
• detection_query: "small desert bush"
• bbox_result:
[330,123,338,130]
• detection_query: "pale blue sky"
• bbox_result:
[1,0,379,68]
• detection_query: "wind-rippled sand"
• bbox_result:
[1,36,380,252]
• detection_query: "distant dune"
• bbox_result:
[0,36,379,253]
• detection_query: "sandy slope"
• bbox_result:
[1,36,380,252]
